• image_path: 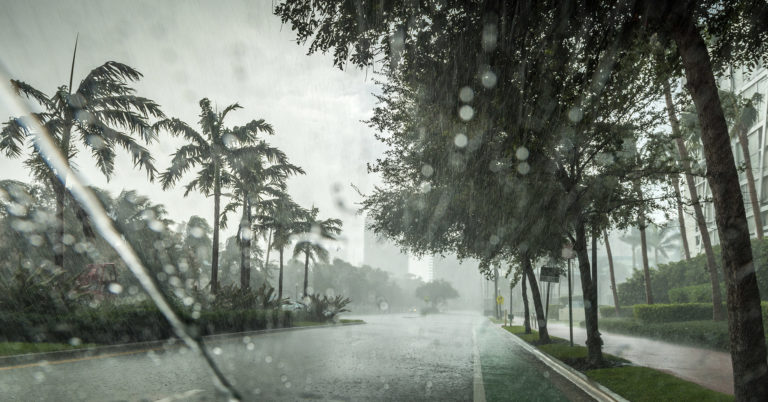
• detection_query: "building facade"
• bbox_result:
[683,63,768,252]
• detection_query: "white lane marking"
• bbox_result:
[154,388,205,401]
[472,327,487,402]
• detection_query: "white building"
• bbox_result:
[683,63,768,252]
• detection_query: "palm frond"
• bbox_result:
[76,61,142,95]
[230,119,274,143]
[92,95,164,119]
[0,118,30,157]
[153,118,209,148]
[10,80,52,110]
[160,144,205,189]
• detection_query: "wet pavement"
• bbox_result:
[544,322,733,395]
[1,312,593,401]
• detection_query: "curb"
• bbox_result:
[0,321,365,368]
[498,326,629,402]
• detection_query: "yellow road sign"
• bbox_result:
[496,295,504,305]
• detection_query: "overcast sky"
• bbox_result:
[0,0,387,265]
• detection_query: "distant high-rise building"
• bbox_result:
[362,215,409,277]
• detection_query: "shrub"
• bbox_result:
[668,284,724,303]
[303,294,351,322]
[597,318,731,351]
[599,305,634,318]
[633,303,719,323]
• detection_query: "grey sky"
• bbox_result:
[0,0,387,265]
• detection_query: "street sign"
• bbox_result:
[496,295,504,305]
[540,266,560,283]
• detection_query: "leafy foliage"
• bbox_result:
[415,279,459,308]
[303,293,351,322]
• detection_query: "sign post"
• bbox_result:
[539,267,560,322]
[562,244,576,347]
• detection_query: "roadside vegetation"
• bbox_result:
[504,326,732,402]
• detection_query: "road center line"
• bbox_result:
[472,327,487,402]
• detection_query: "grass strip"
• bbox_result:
[0,342,96,357]
[502,325,732,401]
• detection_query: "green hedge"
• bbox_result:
[633,303,720,323]
[0,305,293,344]
[599,305,634,318]
[668,284,725,303]
[596,318,731,351]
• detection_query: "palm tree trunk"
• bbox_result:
[303,250,310,298]
[635,182,654,304]
[278,247,284,299]
[239,192,251,290]
[663,80,724,320]
[211,166,221,293]
[604,230,620,315]
[591,227,598,303]
[494,266,500,319]
[738,131,764,239]
[263,228,273,274]
[671,177,692,260]
[574,217,602,366]
[521,268,531,334]
[522,253,550,344]
[671,16,768,400]
[54,183,65,270]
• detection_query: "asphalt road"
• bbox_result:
[0,312,593,401]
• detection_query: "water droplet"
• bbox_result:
[33,372,45,383]
[568,107,584,122]
[421,164,434,177]
[69,337,82,346]
[108,283,123,294]
[459,86,474,103]
[190,226,204,238]
[253,388,261,395]
[265,356,273,363]
[481,70,497,88]
[378,300,389,311]
[459,105,474,121]
[454,134,468,148]
[517,162,530,175]
[62,234,75,245]
[247,343,255,351]
[489,235,500,245]
[515,147,529,161]
[281,374,288,383]
[212,347,222,355]
[420,182,432,193]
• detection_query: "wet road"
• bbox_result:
[0,313,592,401]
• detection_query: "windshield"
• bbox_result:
[1,0,767,401]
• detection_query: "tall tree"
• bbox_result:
[1,44,162,271]
[664,79,725,320]
[222,143,304,290]
[292,207,342,298]
[255,195,303,299]
[154,99,274,293]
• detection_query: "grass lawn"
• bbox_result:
[488,316,504,324]
[291,321,328,327]
[0,342,96,357]
[502,325,733,401]
[339,319,365,324]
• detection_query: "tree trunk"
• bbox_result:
[636,182,654,304]
[671,177,692,260]
[239,192,251,290]
[211,165,221,293]
[263,228,273,274]
[574,218,603,367]
[664,79,725,321]
[672,17,768,400]
[278,247,284,300]
[303,251,310,298]
[494,266,500,319]
[54,183,65,270]
[604,230,620,315]
[738,130,764,239]
[591,227,598,305]
[522,254,550,344]
[521,268,531,334]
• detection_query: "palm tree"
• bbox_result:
[153,99,274,293]
[0,42,163,271]
[222,144,304,290]
[723,91,764,239]
[292,207,342,298]
[254,195,304,299]
[664,80,724,320]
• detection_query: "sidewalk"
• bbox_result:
[538,321,733,395]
